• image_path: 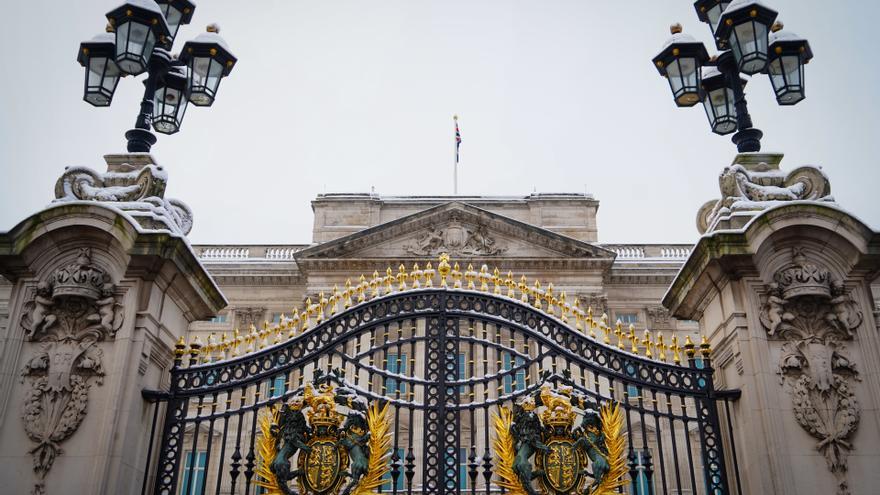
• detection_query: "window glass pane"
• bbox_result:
[271,375,286,397]
[616,313,638,325]
[503,353,525,394]
[385,353,406,395]
[180,451,206,495]
[272,313,283,323]
[458,352,466,393]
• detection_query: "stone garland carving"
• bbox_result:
[647,306,673,330]
[53,162,193,235]
[404,216,507,256]
[19,248,124,495]
[697,162,833,234]
[758,248,863,495]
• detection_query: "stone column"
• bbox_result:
[664,153,880,495]
[0,154,225,495]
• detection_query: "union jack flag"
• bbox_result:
[455,116,461,164]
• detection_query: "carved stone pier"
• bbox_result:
[664,153,880,495]
[0,154,225,495]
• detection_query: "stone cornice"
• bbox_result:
[663,202,880,320]
[0,202,226,319]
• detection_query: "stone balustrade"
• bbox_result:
[196,244,310,261]
[603,244,692,260]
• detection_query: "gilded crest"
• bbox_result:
[255,379,392,495]
[493,382,628,495]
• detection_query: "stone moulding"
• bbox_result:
[759,248,863,495]
[18,247,124,495]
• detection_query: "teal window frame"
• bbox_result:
[179,450,207,495]
[616,312,639,325]
[270,375,286,397]
[444,447,468,489]
[502,353,525,394]
[385,353,407,396]
[632,449,653,495]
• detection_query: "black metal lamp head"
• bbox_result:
[179,24,237,107]
[154,0,196,43]
[106,0,171,75]
[714,0,778,75]
[767,22,813,105]
[700,65,746,135]
[694,0,731,35]
[653,24,710,107]
[77,30,121,107]
[152,65,189,134]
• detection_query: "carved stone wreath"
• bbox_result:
[19,248,123,495]
[758,248,862,495]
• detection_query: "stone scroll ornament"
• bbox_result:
[759,248,863,495]
[19,248,124,495]
[254,378,393,495]
[492,382,627,495]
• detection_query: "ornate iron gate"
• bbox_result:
[142,258,741,495]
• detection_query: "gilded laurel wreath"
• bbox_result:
[493,385,627,495]
[254,383,392,495]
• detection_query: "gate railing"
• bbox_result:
[141,260,742,495]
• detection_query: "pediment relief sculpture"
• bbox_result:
[758,247,863,495]
[18,248,124,495]
[404,218,507,256]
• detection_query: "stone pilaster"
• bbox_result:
[0,154,225,495]
[664,153,880,495]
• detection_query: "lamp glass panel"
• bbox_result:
[102,61,120,93]
[768,54,804,104]
[115,21,156,74]
[87,57,110,87]
[703,86,737,134]
[189,56,224,105]
[706,2,730,33]
[163,5,183,37]
[154,85,186,134]
[666,57,700,106]
[730,20,768,74]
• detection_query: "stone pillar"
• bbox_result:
[0,154,225,495]
[664,153,880,495]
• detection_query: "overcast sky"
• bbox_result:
[1,1,877,245]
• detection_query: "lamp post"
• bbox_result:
[653,0,812,153]
[77,0,236,153]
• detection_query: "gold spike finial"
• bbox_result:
[671,335,681,364]
[424,261,435,287]
[438,254,450,287]
[629,324,639,354]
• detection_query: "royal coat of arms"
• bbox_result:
[255,380,392,495]
[493,383,628,495]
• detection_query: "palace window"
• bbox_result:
[385,353,407,396]
[271,313,283,323]
[208,313,227,323]
[270,375,286,397]
[502,353,526,394]
[625,363,640,400]
[632,449,653,495]
[615,312,639,325]
[380,447,406,491]
[179,451,207,495]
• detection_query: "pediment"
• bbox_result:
[295,202,614,261]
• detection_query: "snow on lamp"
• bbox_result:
[653,24,710,107]
[179,24,237,107]
[767,22,812,105]
[152,66,188,134]
[714,0,778,75]
[154,0,195,43]
[77,31,121,107]
[106,0,170,75]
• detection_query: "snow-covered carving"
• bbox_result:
[758,248,863,495]
[52,158,193,235]
[18,248,122,495]
[697,160,833,234]
[404,217,507,256]
[647,306,673,330]
[235,307,266,330]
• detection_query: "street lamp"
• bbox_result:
[653,1,812,153]
[78,0,237,152]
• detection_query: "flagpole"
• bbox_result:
[453,114,459,195]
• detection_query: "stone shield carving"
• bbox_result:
[19,248,124,495]
[758,248,862,495]
[404,216,507,256]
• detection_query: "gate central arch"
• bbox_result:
[143,255,741,495]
